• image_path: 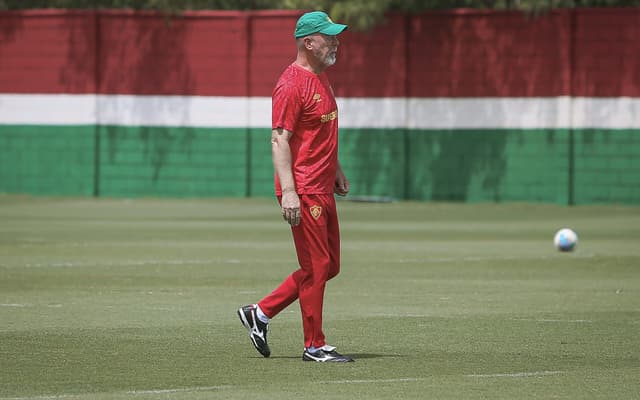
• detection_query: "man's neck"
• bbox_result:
[295,52,325,74]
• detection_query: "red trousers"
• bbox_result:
[258,194,340,349]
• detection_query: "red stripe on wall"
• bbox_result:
[98,12,249,96]
[249,13,299,97]
[573,8,640,97]
[406,10,571,97]
[330,14,408,98]
[0,9,639,97]
[0,11,97,93]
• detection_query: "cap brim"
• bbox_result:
[319,23,348,36]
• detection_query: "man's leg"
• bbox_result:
[299,194,352,362]
[258,273,299,318]
[260,194,340,318]
[293,194,334,350]
[325,195,341,281]
[239,194,348,359]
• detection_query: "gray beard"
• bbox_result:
[324,53,337,67]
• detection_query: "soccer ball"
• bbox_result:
[554,228,578,252]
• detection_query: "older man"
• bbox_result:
[238,11,352,363]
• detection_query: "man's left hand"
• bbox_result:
[334,172,350,196]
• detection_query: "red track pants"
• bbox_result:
[258,194,340,349]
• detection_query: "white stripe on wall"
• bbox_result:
[571,97,640,129]
[0,94,269,128]
[1,94,639,129]
[97,95,265,128]
[0,94,97,125]
[407,97,572,129]
[340,97,573,129]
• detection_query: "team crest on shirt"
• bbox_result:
[313,93,322,103]
[310,205,322,220]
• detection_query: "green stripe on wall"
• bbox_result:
[1,125,639,204]
[98,126,255,198]
[0,125,96,196]
[573,130,640,204]
[0,125,274,198]
[340,129,570,204]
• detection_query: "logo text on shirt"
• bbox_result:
[320,110,337,123]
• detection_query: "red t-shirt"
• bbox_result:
[272,62,339,195]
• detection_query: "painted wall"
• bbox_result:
[0,9,639,203]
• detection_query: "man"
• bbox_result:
[237,11,353,363]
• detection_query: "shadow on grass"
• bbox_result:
[349,353,400,360]
[264,353,399,360]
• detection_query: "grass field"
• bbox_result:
[1,195,639,399]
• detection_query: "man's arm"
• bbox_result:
[272,128,301,226]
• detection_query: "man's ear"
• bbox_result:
[304,36,313,50]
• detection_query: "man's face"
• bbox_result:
[307,33,339,67]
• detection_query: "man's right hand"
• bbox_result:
[281,190,301,226]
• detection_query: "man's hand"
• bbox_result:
[334,168,350,196]
[281,189,301,226]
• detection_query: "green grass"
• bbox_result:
[1,195,639,399]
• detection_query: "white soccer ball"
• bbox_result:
[554,228,578,252]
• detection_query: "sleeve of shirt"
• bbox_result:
[272,78,301,133]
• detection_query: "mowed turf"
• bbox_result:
[1,195,639,399]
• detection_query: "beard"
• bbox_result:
[324,52,337,67]
[314,47,337,67]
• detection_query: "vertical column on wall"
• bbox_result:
[244,14,252,197]
[402,13,411,201]
[93,11,101,197]
[567,9,576,206]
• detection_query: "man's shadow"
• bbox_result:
[261,353,400,360]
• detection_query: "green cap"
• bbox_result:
[294,11,348,38]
